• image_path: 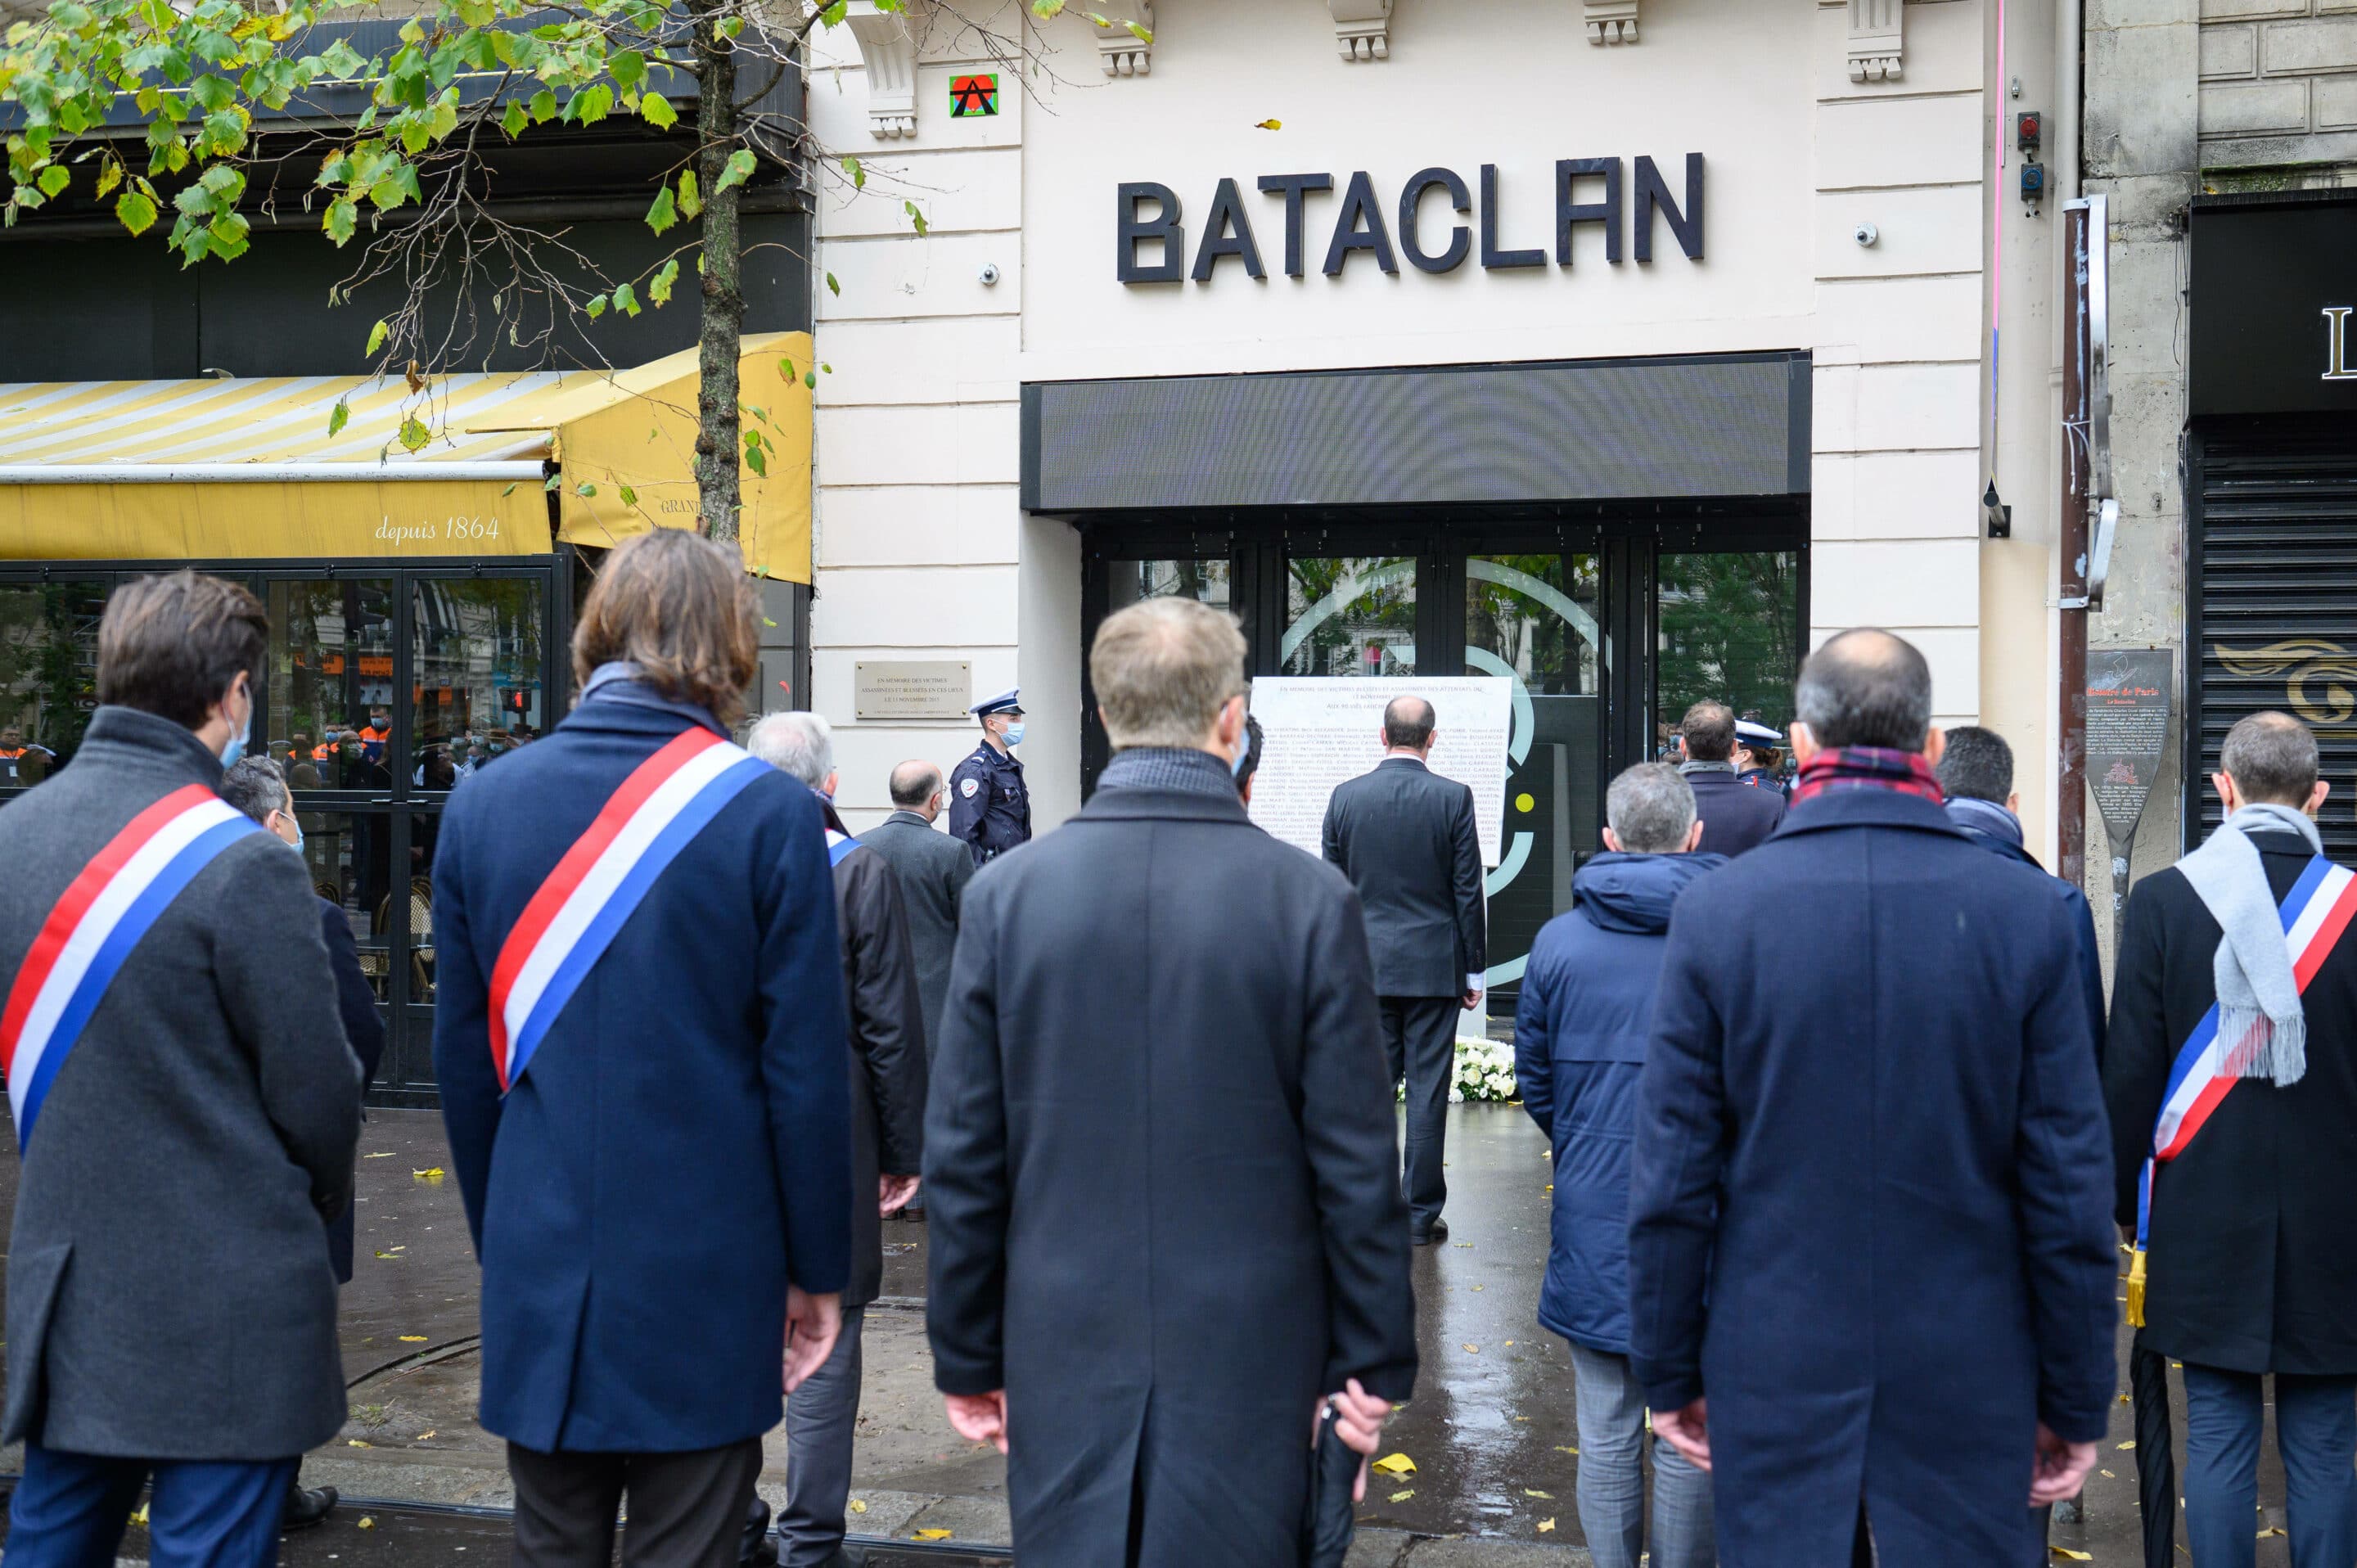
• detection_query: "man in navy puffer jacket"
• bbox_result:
[1517,762,1725,1568]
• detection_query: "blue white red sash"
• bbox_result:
[487,728,768,1092]
[826,828,859,867]
[2136,854,2357,1252]
[0,785,260,1147]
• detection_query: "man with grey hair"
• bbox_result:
[744,712,925,1568]
[926,596,1416,1564]
[2107,710,2357,1568]
[1629,628,2117,1566]
[1515,762,1719,1568]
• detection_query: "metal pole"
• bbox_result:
[2059,203,2092,890]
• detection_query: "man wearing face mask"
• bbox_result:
[220,754,386,1533]
[948,688,1031,869]
[0,570,359,1567]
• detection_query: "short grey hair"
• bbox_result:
[2222,710,2319,805]
[220,755,291,826]
[1795,628,1933,750]
[1091,597,1247,750]
[746,711,835,787]
[1607,762,1697,854]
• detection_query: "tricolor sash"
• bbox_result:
[826,828,859,867]
[0,785,261,1147]
[2127,854,2357,1323]
[488,728,769,1092]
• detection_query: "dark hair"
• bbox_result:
[1795,629,1933,750]
[97,571,268,729]
[1235,713,1265,798]
[890,759,943,809]
[1382,695,1435,750]
[219,755,290,824]
[572,530,760,726]
[1679,701,1735,763]
[1936,725,2014,804]
[2221,711,2319,805]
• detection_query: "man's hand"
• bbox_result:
[1652,1399,1711,1471]
[881,1174,921,1216]
[1462,989,1483,1012]
[2030,1423,2098,1506]
[1314,1377,1394,1503]
[782,1287,843,1394]
[946,1390,1010,1454]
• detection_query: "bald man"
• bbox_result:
[860,761,976,1063]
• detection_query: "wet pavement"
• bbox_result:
[0,1104,2317,1563]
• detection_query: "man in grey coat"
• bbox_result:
[0,570,360,1566]
[859,759,974,1064]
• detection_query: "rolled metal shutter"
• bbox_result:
[2195,426,2357,856]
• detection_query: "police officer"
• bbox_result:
[1734,718,1791,800]
[949,687,1031,868]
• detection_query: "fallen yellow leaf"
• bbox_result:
[913,1528,953,1541]
[413,1167,446,1181]
[1514,1417,1530,1423]
[1504,1340,1514,1347]
[1471,1286,1485,1292]
[364,1151,395,1159]
[1525,1489,1553,1499]
[415,1431,437,1440]
[347,1440,372,1449]
[1463,1344,1480,1354]
[2101,1469,2116,1478]
[357,1516,376,1530]
[1454,1242,1473,1248]
[1389,1489,1413,1503]
[850,1499,868,1515]
[1254,119,1282,130]
[1372,1453,1417,1476]
[399,1335,429,1343]
[2120,1440,2136,1449]
[2261,1527,2287,1538]
[2051,1549,2092,1561]
[131,1504,149,1526]
[1554,1445,1580,1456]
[1538,1518,1556,1534]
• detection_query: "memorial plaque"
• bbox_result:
[2086,649,2173,843]
[854,660,972,721]
[1246,677,1516,867]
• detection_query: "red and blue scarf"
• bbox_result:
[1791,746,1945,806]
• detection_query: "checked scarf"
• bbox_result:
[1791,746,1945,806]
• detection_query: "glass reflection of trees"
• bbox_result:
[1657,552,1801,728]
[1111,559,1229,613]
[1467,554,1600,695]
[413,579,545,770]
[0,581,106,781]
[1285,556,1415,678]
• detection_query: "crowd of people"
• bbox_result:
[0,537,2350,1568]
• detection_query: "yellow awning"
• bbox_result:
[0,331,813,583]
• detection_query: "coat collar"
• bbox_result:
[76,705,228,787]
[883,810,934,829]
[1377,755,1429,773]
[1078,786,1252,825]
[1773,786,1967,841]
[555,695,726,742]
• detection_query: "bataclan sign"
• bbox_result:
[1115,155,1705,285]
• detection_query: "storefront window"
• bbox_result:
[1109,558,1230,614]
[1657,550,1802,749]
[412,578,547,791]
[268,579,397,791]
[0,579,109,786]
[294,808,398,1008]
[1282,555,1416,677]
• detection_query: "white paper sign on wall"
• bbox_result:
[1246,676,1515,867]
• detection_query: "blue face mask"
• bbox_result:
[1003,722,1025,748]
[218,685,251,768]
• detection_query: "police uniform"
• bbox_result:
[948,688,1031,868]
[1734,719,1792,801]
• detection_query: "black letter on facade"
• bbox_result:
[1117,182,1185,283]
[1480,164,1546,269]
[1633,154,1705,263]
[1258,173,1335,279]
[1398,167,1471,274]
[1321,171,1399,277]
[1555,158,1623,266]
[1191,178,1266,282]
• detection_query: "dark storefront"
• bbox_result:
[1033,352,1811,998]
[2187,192,2357,858]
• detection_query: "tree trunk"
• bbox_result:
[691,2,741,546]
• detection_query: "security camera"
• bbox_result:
[979,263,1002,286]
[1854,222,1880,248]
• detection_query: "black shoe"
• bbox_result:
[282,1483,337,1530]
[739,1495,778,1566]
[1410,1218,1449,1246]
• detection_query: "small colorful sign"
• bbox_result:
[950,74,998,118]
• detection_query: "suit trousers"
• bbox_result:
[507,1437,764,1568]
[780,1305,867,1567]
[2182,1363,2357,1568]
[6,1445,296,1568]
[1380,995,1460,1231]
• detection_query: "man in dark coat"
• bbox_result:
[1676,701,1784,856]
[859,759,975,1063]
[434,532,853,1568]
[1321,693,1486,1245]
[0,571,360,1566]
[927,597,1417,1567]
[747,713,928,1568]
[1629,629,2117,1566]
[222,753,389,1530]
[2106,711,2357,1568]
[1515,762,1721,1568]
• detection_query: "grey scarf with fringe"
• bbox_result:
[2176,801,2324,1087]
